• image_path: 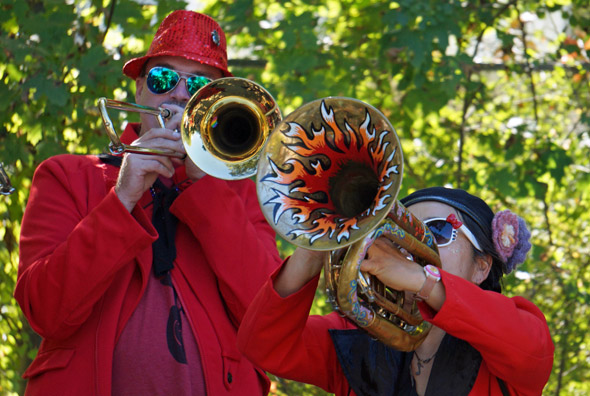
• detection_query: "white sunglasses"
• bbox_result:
[424,215,483,252]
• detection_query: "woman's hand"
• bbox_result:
[274,248,329,298]
[360,237,424,293]
[361,237,446,310]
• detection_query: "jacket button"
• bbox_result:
[227,372,233,383]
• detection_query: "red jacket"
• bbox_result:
[15,124,281,396]
[237,264,554,396]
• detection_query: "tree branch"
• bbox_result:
[516,4,540,126]
[100,0,117,45]
[0,311,22,341]
[238,57,590,73]
[470,0,518,59]
[456,78,470,187]
[554,308,569,396]
[456,0,517,187]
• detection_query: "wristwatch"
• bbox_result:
[415,265,441,301]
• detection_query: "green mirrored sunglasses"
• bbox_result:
[146,66,212,97]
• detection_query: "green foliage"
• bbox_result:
[2,0,590,395]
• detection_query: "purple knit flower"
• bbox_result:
[505,217,531,274]
[492,210,531,274]
[492,211,519,261]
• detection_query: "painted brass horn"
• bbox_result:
[98,77,281,180]
[256,98,441,351]
[0,163,15,196]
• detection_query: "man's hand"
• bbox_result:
[115,103,186,213]
[184,157,207,181]
[115,127,184,212]
[161,103,207,182]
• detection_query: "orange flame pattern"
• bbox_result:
[260,100,399,245]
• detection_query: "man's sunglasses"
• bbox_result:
[424,215,482,251]
[146,66,212,97]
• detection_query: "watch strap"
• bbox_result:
[415,265,441,301]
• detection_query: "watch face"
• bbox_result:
[425,265,441,278]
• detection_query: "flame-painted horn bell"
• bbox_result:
[257,97,402,250]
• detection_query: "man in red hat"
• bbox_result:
[16,10,281,395]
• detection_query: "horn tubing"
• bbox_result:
[333,219,435,351]
[97,97,180,157]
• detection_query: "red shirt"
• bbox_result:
[112,272,206,396]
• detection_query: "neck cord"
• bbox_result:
[414,350,437,376]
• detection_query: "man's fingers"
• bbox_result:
[131,128,184,156]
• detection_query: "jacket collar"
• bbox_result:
[121,122,141,144]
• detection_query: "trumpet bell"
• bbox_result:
[256,97,403,250]
[182,77,282,180]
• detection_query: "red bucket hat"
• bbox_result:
[123,10,232,79]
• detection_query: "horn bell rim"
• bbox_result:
[181,77,281,180]
[256,97,403,250]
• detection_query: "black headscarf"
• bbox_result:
[400,187,503,292]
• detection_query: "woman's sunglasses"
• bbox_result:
[146,66,212,97]
[424,215,482,251]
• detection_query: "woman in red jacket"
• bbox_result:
[238,187,554,396]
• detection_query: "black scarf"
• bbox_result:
[150,178,180,277]
[98,154,179,277]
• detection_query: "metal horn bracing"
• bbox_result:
[256,97,442,351]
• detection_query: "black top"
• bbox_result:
[329,329,482,396]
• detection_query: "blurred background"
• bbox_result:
[1,0,589,394]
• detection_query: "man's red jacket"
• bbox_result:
[15,124,281,395]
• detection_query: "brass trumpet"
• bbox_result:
[98,77,282,180]
[256,98,442,351]
[0,163,15,196]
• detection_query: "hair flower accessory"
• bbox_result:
[492,210,531,274]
